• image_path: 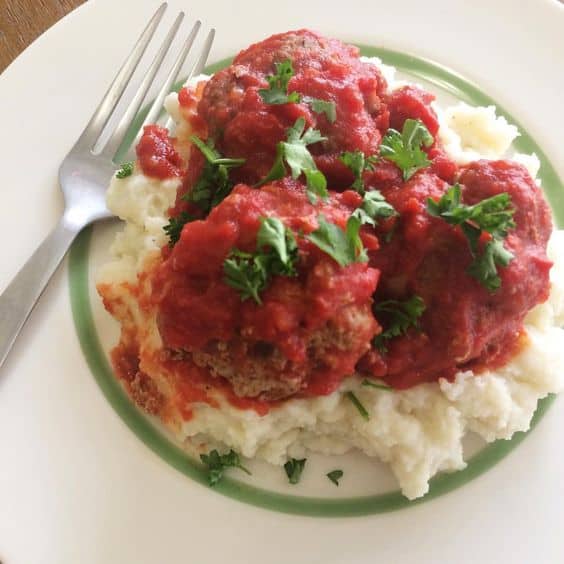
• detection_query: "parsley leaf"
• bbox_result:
[183,135,245,215]
[284,458,307,484]
[302,96,337,123]
[190,135,245,169]
[258,59,337,124]
[283,117,325,176]
[115,161,134,178]
[373,295,426,352]
[304,169,328,204]
[426,184,515,291]
[380,118,434,180]
[223,250,269,305]
[340,150,381,194]
[259,142,287,186]
[362,378,392,391]
[256,217,298,276]
[166,136,245,246]
[340,150,367,193]
[306,215,368,267]
[346,391,370,421]
[326,469,344,486]
[200,449,251,486]
[258,117,328,204]
[224,217,298,304]
[259,60,300,105]
[467,238,514,291]
[163,211,193,247]
[352,190,397,227]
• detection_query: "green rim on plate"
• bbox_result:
[69,46,563,517]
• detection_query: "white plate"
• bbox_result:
[1,1,563,562]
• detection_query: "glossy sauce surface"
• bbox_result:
[115,30,553,413]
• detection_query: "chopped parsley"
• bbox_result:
[200,449,251,486]
[258,60,337,123]
[223,217,298,304]
[339,150,378,194]
[302,96,337,123]
[362,378,392,391]
[223,250,268,305]
[183,135,245,215]
[284,458,307,484]
[373,295,426,352]
[115,161,134,178]
[380,118,434,180]
[346,391,370,421]
[163,211,193,247]
[164,135,245,247]
[426,184,515,291]
[467,238,514,291]
[256,216,299,275]
[326,469,344,486]
[258,117,328,204]
[306,215,367,267]
[258,60,301,105]
[352,190,397,227]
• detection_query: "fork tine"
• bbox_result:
[134,21,204,141]
[103,11,185,160]
[74,3,167,150]
[163,28,215,133]
[189,28,216,81]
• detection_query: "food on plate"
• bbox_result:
[97,30,564,499]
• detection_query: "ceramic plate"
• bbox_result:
[1,1,563,562]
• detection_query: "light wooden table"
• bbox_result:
[0,0,85,73]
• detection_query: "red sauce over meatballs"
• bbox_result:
[114,30,553,412]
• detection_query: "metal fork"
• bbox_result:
[0,3,215,369]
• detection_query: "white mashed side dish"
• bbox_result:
[98,41,564,499]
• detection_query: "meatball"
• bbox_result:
[387,85,439,136]
[197,29,389,185]
[154,181,380,400]
[362,162,552,388]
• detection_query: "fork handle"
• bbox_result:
[0,216,81,369]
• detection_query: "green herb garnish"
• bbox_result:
[340,150,367,193]
[306,214,367,267]
[184,135,245,215]
[302,96,337,123]
[163,211,193,246]
[256,216,298,274]
[223,250,268,305]
[258,59,337,124]
[339,150,378,194]
[346,391,370,421]
[259,60,301,105]
[258,117,328,204]
[426,184,515,291]
[467,238,514,291]
[223,217,298,304]
[165,136,244,246]
[326,469,344,486]
[352,190,397,227]
[362,378,392,391]
[115,161,134,178]
[284,458,307,484]
[373,295,426,352]
[380,118,434,180]
[200,449,251,486]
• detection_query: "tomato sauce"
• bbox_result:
[388,85,439,136]
[119,29,553,416]
[362,163,552,389]
[198,30,389,186]
[136,125,184,179]
[152,180,379,401]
